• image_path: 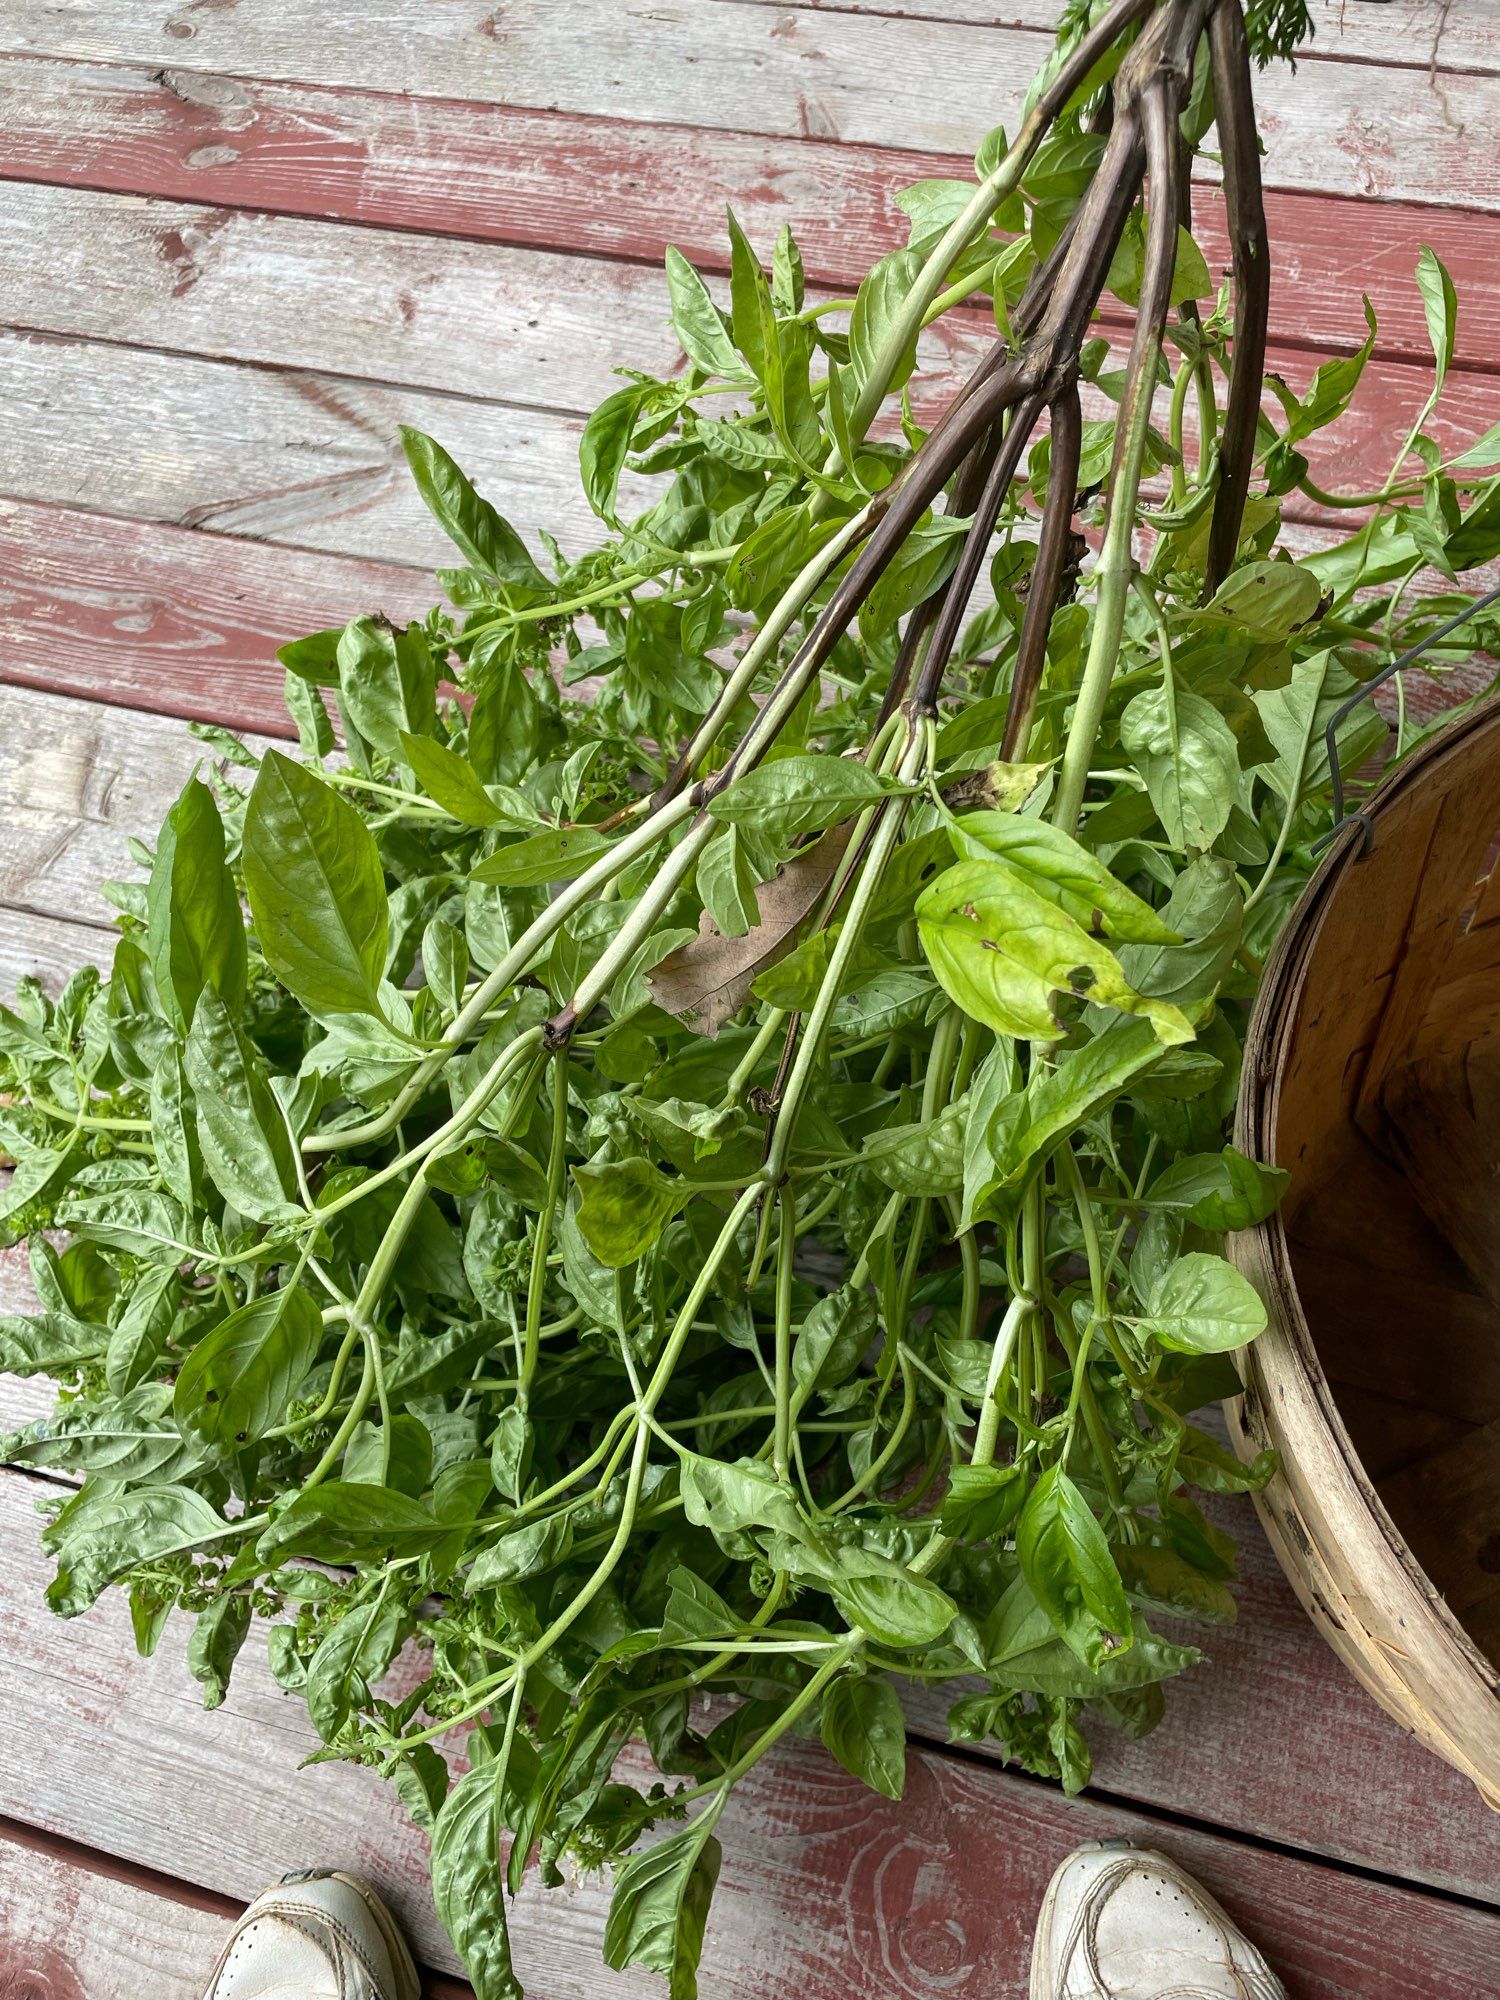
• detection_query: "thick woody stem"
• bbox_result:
[1204,0,1270,592]
[1002,379,1083,762]
[908,393,1048,718]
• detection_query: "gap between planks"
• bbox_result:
[2,56,1500,378]
[719,0,1500,78]
[3,1468,1499,1999]
[0,325,1495,578]
[2,0,1494,211]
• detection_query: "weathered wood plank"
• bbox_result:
[4,719,1500,1904]
[4,58,1497,373]
[3,1475,1498,1998]
[0,685,264,932]
[729,0,1500,76]
[10,183,1500,464]
[0,329,615,568]
[0,497,429,734]
[5,1,1495,217]
[1,330,1496,577]
[0,1820,474,2000]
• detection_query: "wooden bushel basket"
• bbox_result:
[1229,695,1500,1808]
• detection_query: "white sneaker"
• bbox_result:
[202,1871,421,2000]
[1030,1841,1286,2000]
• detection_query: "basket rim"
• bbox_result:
[1233,695,1500,1730]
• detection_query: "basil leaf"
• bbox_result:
[174,1284,322,1449]
[1136,1252,1268,1353]
[336,617,435,761]
[1016,1464,1133,1672]
[820,1674,907,1800]
[1119,689,1240,851]
[572,1157,690,1267]
[1145,1146,1288,1230]
[470,826,612,888]
[244,750,389,1020]
[665,246,745,379]
[185,992,298,1223]
[401,427,546,590]
[947,811,1178,943]
[146,775,246,1032]
[257,1483,447,1564]
[431,1760,525,2000]
[709,754,899,843]
[917,859,1192,1045]
[603,1817,722,1998]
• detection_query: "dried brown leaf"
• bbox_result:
[648,825,851,1036]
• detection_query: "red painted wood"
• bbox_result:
[0,497,431,736]
[1,56,1498,374]
[2,1464,1497,1998]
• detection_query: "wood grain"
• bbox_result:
[0,497,430,733]
[1,327,1496,580]
[726,0,1500,76]
[3,1474,1499,2000]
[5,1,1494,216]
[0,684,266,931]
[4,57,1498,375]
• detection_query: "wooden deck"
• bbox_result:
[1,3,1499,1992]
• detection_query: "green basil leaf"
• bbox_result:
[665,246,745,378]
[174,1284,322,1449]
[1016,1463,1133,1672]
[1416,243,1458,394]
[710,754,899,842]
[820,1673,907,1800]
[401,427,546,590]
[184,992,298,1223]
[679,1453,805,1541]
[257,1483,446,1564]
[831,1568,958,1650]
[146,776,246,1032]
[336,617,435,761]
[603,1817,722,1998]
[431,1760,525,2000]
[244,750,390,1020]
[470,826,612,888]
[1137,1252,1267,1353]
[43,1482,229,1616]
[400,732,519,828]
[1145,1146,1288,1230]
[1119,689,1240,851]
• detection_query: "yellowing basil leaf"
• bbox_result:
[917,859,1192,1045]
[572,1157,689,1267]
[946,811,1178,943]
